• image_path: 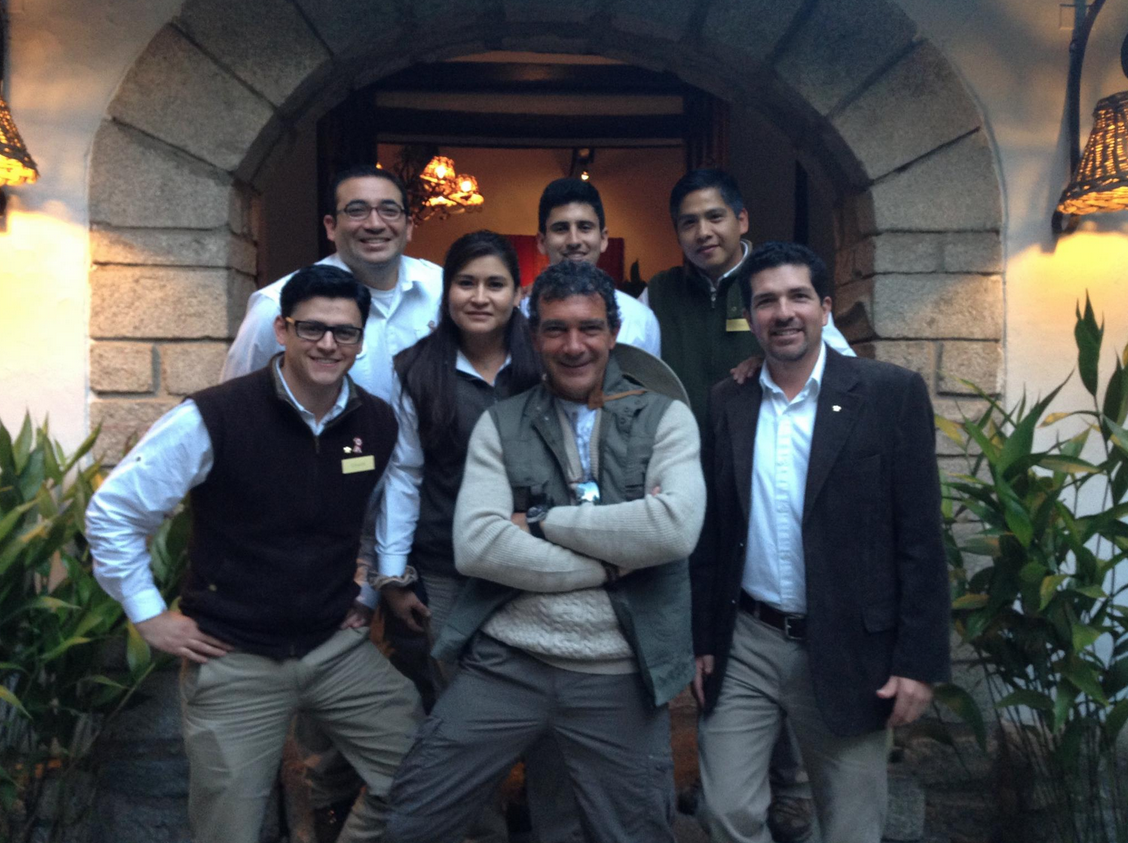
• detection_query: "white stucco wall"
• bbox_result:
[896,0,1128,427]
[2,0,1128,450]
[0,0,180,449]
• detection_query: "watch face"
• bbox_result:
[527,504,548,522]
[573,480,601,505]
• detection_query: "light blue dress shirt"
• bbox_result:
[741,342,828,614]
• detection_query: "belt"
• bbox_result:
[738,592,807,641]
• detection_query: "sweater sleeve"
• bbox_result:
[541,400,705,568]
[453,413,608,592]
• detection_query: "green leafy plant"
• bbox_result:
[941,295,1128,843]
[0,415,188,842]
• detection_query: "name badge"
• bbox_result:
[342,455,375,474]
[725,318,750,332]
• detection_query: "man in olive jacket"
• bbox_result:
[386,260,705,843]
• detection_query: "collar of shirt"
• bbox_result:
[759,338,828,406]
[455,349,512,384]
[695,239,751,289]
[556,397,598,481]
[273,357,351,436]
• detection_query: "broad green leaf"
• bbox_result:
[126,622,151,676]
[0,498,37,545]
[952,593,989,610]
[1040,411,1075,427]
[1071,624,1103,651]
[29,595,81,612]
[1062,659,1110,705]
[1071,585,1107,599]
[1104,658,1128,697]
[1105,414,1128,457]
[12,413,33,474]
[933,683,986,749]
[1039,455,1101,474]
[1039,574,1068,611]
[1103,354,1128,426]
[41,636,92,661]
[994,689,1054,712]
[1019,561,1048,584]
[959,535,1001,556]
[0,685,29,719]
[1053,684,1077,732]
[1075,294,1103,396]
[934,414,964,445]
[1105,700,1128,746]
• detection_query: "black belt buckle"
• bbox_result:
[782,615,805,642]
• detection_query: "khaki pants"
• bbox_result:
[387,635,676,843]
[181,627,423,843]
[697,612,888,843]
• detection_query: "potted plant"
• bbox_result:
[941,296,1128,843]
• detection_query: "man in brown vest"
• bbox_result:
[87,264,423,843]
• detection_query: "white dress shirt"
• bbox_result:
[741,342,828,614]
[557,398,598,481]
[375,350,512,578]
[221,252,443,399]
[86,360,362,624]
[521,289,661,356]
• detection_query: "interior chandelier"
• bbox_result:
[412,154,484,224]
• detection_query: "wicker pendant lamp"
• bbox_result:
[1057,90,1128,216]
[1,3,40,218]
[1052,0,1128,233]
[0,92,38,187]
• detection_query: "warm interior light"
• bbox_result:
[580,170,590,182]
[1057,91,1128,216]
[408,154,484,223]
[421,156,457,185]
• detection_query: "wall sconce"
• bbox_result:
[1053,0,1128,235]
[1,5,39,220]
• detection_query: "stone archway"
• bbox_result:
[86,0,1004,458]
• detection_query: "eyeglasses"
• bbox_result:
[336,200,407,223]
[285,317,364,345]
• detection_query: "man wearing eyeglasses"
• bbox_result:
[222,165,441,840]
[223,164,441,401]
[87,265,424,843]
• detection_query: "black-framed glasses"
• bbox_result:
[285,317,364,345]
[337,200,406,222]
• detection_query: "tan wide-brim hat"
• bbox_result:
[612,344,690,406]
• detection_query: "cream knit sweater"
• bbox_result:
[452,398,705,673]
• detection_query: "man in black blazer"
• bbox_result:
[690,242,949,843]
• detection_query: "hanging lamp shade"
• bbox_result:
[0,93,39,186]
[1057,90,1128,215]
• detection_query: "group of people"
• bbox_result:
[86,165,950,843]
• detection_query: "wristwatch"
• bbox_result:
[526,503,549,540]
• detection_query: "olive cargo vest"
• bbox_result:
[433,358,695,708]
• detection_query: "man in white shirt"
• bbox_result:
[690,242,948,843]
[532,177,661,355]
[222,164,440,840]
[87,265,423,843]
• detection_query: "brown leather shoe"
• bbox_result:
[767,794,814,842]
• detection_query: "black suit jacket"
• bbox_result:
[690,349,950,736]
